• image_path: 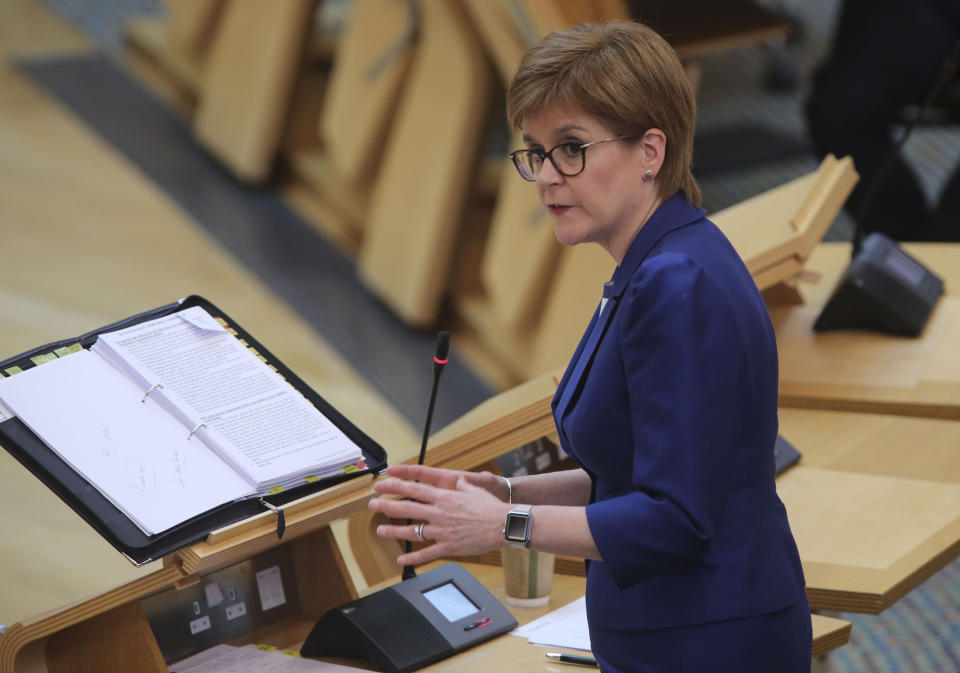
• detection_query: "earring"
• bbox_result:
[643,169,655,181]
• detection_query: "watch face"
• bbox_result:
[505,512,530,542]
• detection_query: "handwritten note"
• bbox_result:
[0,350,251,534]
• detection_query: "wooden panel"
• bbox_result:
[46,602,167,673]
[193,0,315,182]
[774,297,960,419]
[0,567,184,673]
[165,0,222,57]
[777,466,960,612]
[169,476,375,576]
[480,134,560,331]
[461,0,531,83]
[528,243,615,377]
[712,154,858,275]
[290,527,357,615]
[318,0,414,191]
[780,408,960,483]
[358,0,492,326]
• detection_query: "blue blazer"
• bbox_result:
[553,194,806,633]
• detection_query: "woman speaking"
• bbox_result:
[369,20,811,673]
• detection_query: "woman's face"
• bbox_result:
[521,106,662,263]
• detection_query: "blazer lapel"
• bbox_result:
[553,286,619,446]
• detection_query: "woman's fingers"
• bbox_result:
[373,476,440,502]
[369,493,435,521]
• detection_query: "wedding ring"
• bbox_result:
[415,521,425,542]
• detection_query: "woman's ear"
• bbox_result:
[641,128,667,173]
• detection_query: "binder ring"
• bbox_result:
[187,423,207,440]
[141,383,163,404]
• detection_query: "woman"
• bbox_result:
[369,20,811,673]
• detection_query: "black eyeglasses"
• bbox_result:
[509,135,634,181]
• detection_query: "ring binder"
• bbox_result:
[140,383,163,404]
[0,295,387,564]
[187,423,207,440]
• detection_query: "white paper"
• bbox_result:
[511,596,592,651]
[172,644,368,673]
[93,306,362,487]
[0,350,251,534]
[256,565,287,611]
[0,397,13,422]
[203,581,224,608]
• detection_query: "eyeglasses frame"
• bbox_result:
[509,135,635,182]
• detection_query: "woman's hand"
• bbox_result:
[369,465,513,566]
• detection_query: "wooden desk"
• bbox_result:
[774,242,960,419]
[0,453,849,673]
[777,407,960,613]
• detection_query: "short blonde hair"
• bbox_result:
[506,20,701,207]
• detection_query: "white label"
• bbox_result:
[204,581,224,608]
[189,615,212,635]
[255,565,287,611]
[225,602,247,621]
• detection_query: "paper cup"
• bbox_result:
[500,547,555,607]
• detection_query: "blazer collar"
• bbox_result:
[605,193,705,299]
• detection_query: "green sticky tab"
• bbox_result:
[30,353,58,366]
[53,343,83,358]
[4,366,23,376]
[268,485,285,495]
[304,475,320,483]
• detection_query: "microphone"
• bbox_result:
[402,331,451,581]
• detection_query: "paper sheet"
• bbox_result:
[511,596,592,651]
[94,306,363,487]
[170,644,368,672]
[0,349,251,533]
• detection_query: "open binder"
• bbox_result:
[0,295,387,565]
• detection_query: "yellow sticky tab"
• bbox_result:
[342,464,359,474]
[256,644,277,652]
[30,353,57,366]
[258,355,267,363]
[215,317,228,327]
[54,343,83,358]
[268,486,285,495]
[280,650,300,657]
[228,328,238,336]
[4,366,23,376]
[304,475,320,483]
[239,339,249,347]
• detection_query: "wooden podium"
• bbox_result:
[0,429,849,673]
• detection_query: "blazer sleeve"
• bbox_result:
[585,252,752,589]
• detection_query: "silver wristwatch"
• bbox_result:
[502,504,533,549]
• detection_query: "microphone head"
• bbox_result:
[435,331,451,362]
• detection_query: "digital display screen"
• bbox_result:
[883,248,926,288]
[422,582,479,622]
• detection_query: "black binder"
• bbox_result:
[0,295,387,565]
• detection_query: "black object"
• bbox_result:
[814,233,944,337]
[402,331,451,581]
[0,295,387,565]
[300,563,517,673]
[774,434,802,476]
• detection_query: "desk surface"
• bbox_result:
[272,561,849,669]
[779,407,960,612]
[774,242,960,419]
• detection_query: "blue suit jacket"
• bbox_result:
[553,193,806,633]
